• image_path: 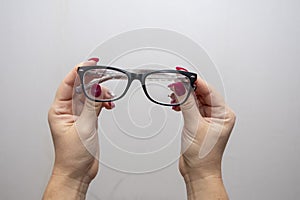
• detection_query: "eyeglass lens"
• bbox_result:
[144,72,190,105]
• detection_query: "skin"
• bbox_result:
[174,77,236,200]
[43,60,113,199]
[43,61,236,200]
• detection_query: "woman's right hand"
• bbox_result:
[43,59,114,199]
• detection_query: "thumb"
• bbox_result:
[171,82,203,130]
[75,84,108,139]
[175,90,203,153]
[179,93,203,133]
[181,94,201,121]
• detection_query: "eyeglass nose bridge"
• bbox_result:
[126,72,157,105]
[128,72,146,85]
[126,72,149,98]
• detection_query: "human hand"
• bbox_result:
[173,76,236,199]
[43,59,114,199]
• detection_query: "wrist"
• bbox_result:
[43,174,90,200]
[184,174,228,200]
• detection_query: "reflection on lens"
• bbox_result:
[145,72,190,105]
[83,68,128,101]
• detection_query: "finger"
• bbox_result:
[73,88,115,116]
[105,102,116,110]
[180,93,204,125]
[169,82,202,117]
[54,67,77,102]
[73,84,115,118]
[194,77,225,108]
[172,83,204,130]
[169,93,181,111]
[75,84,107,139]
[194,77,229,119]
[77,81,116,120]
[51,60,99,118]
[76,58,114,113]
[54,60,98,102]
[79,82,115,118]
[172,105,181,111]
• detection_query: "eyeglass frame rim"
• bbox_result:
[77,65,197,106]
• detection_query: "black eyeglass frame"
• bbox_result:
[77,66,197,106]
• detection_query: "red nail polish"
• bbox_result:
[108,102,115,108]
[111,102,115,108]
[88,57,99,62]
[91,84,101,97]
[169,93,176,100]
[171,99,177,104]
[168,82,186,96]
[172,105,181,111]
[176,66,188,72]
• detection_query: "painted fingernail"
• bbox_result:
[88,57,99,62]
[176,66,188,72]
[172,105,179,110]
[171,99,177,104]
[91,84,102,97]
[168,82,186,96]
[109,102,115,108]
[169,93,176,100]
[172,105,181,111]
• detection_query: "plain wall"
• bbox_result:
[0,0,299,199]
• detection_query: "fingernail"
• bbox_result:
[169,93,176,100]
[109,102,115,108]
[172,105,179,110]
[168,82,186,96]
[88,57,99,62]
[171,99,177,104]
[176,66,188,72]
[172,105,181,111]
[91,84,102,97]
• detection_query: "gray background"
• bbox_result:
[0,0,299,199]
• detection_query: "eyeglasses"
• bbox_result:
[76,66,197,106]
